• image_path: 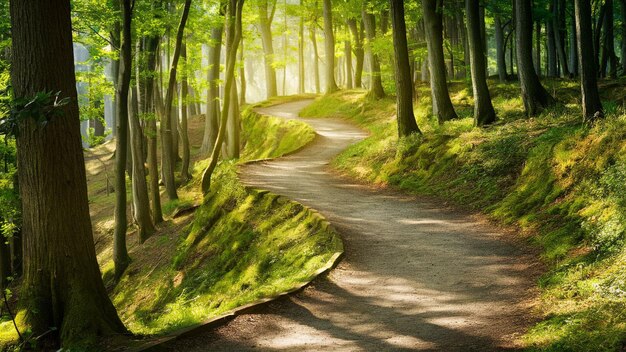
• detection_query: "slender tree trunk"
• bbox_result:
[362,2,385,98]
[535,19,542,76]
[554,0,570,76]
[113,0,132,279]
[258,0,278,98]
[570,0,579,77]
[344,24,353,89]
[298,9,305,94]
[239,41,247,105]
[129,86,156,242]
[467,0,497,126]
[201,0,244,194]
[575,0,604,122]
[390,0,420,137]
[422,0,458,124]
[600,0,617,78]
[161,0,192,201]
[144,36,163,223]
[516,0,556,116]
[594,2,607,72]
[348,19,365,88]
[310,23,321,94]
[546,4,557,76]
[10,0,126,345]
[322,0,338,93]
[180,41,191,181]
[226,83,240,158]
[201,22,224,155]
[495,15,507,81]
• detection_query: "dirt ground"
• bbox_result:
[160,100,541,351]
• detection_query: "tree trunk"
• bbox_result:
[594,2,607,72]
[298,9,305,94]
[600,0,617,78]
[239,41,247,105]
[323,0,338,93]
[201,22,224,155]
[390,0,420,137]
[201,0,244,194]
[258,0,278,98]
[10,0,127,345]
[569,0,579,77]
[362,2,385,98]
[535,19,542,76]
[422,0,458,124]
[348,19,365,88]
[161,0,192,201]
[344,24,353,89]
[467,0,497,126]
[495,15,507,81]
[575,0,604,122]
[226,83,240,158]
[144,36,163,224]
[180,41,191,181]
[546,5,557,76]
[129,87,156,242]
[554,0,570,76]
[310,23,321,94]
[516,0,556,116]
[113,0,132,279]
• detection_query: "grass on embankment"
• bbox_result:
[300,79,626,351]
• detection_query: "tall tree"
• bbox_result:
[516,0,556,116]
[258,0,278,98]
[161,0,193,201]
[553,0,570,76]
[201,13,224,155]
[180,41,192,181]
[113,0,132,278]
[600,0,617,78]
[9,0,127,345]
[298,3,306,94]
[422,0,458,124]
[389,0,420,137]
[495,14,507,81]
[347,18,365,88]
[467,0,497,126]
[323,0,338,93]
[574,0,603,122]
[310,19,321,93]
[344,24,354,89]
[362,1,385,98]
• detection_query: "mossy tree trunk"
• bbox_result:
[574,0,604,122]
[422,0,458,124]
[515,0,556,116]
[390,0,420,138]
[362,1,385,99]
[466,0,497,126]
[10,0,127,346]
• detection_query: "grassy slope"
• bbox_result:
[300,79,626,351]
[0,97,338,346]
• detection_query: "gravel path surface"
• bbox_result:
[161,100,539,351]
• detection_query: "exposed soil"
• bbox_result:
[160,100,541,351]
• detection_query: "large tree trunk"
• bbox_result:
[554,0,570,76]
[362,2,385,98]
[422,0,458,124]
[310,22,321,94]
[390,0,420,137]
[201,0,244,194]
[516,0,556,116]
[10,0,127,345]
[348,19,365,88]
[201,22,224,155]
[113,0,132,279]
[161,0,192,201]
[575,0,604,122]
[144,36,163,224]
[180,41,192,181]
[495,15,507,81]
[258,0,278,98]
[322,0,338,93]
[129,87,156,242]
[467,0,497,126]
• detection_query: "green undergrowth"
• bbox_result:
[301,79,626,351]
[107,97,340,336]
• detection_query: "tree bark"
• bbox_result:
[239,41,247,105]
[310,22,321,94]
[113,0,132,279]
[144,36,163,223]
[553,0,570,76]
[201,21,224,156]
[422,0,458,124]
[546,4,557,76]
[180,41,191,181]
[362,2,385,98]
[569,0,579,77]
[467,0,497,126]
[574,0,604,122]
[258,0,278,98]
[390,0,420,137]
[10,0,127,345]
[323,0,338,93]
[344,24,353,89]
[535,19,542,76]
[495,15,507,81]
[348,19,365,88]
[161,0,192,201]
[600,0,617,78]
[516,0,556,116]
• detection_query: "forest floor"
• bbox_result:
[159,100,542,351]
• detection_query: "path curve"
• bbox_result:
[162,100,539,351]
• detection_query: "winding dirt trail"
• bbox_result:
[162,100,540,351]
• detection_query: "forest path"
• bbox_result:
[162,100,539,351]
